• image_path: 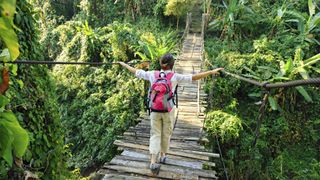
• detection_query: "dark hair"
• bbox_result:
[160,53,175,70]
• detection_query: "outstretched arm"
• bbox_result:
[192,68,224,81]
[118,62,138,74]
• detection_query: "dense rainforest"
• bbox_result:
[0,0,319,179]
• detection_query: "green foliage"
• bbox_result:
[275,0,320,45]
[47,19,155,171]
[209,0,270,39]
[0,110,29,167]
[106,21,138,60]
[205,1,320,179]
[153,0,167,16]
[205,110,243,141]
[0,0,19,60]
[268,146,320,179]
[0,0,29,176]
[8,65,69,179]
[135,29,178,69]
[0,0,69,179]
[54,64,144,170]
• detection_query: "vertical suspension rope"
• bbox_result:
[216,135,229,180]
[252,90,270,147]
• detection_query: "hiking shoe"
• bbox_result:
[150,163,161,175]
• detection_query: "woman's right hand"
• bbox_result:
[210,68,224,75]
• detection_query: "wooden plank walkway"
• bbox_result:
[96,33,219,179]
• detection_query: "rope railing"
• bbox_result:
[181,13,192,42]
[5,60,114,66]
[221,70,320,89]
[3,60,144,66]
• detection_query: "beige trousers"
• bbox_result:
[149,108,176,155]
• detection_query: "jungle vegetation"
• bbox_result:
[0,0,319,179]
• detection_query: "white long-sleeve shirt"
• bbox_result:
[135,69,192,92]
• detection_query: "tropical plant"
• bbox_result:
[0,0,29,169]
[0,0,19,60]
[276,0,320,45]
[1,0,69,179]
[208,0,266,39]
[134,29,178,69]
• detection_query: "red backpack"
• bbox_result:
[148,71,175,113]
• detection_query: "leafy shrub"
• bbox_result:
[205,110,243,141]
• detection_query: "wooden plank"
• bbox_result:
[135,123,201,131]
[123,131,209,143]
[118,148,216,167]
[107,156,217,179]
[128,126,201,136]
[121,150,215,169]
[110,156,217,178]
[119,133,209,144]
[137,120,203,128]
[102,174,148,180]
[123,132,206,142]
[98,169,151,180]
[120,134,201,146]
[118,136,205,152]
[112,155,217,177]
[114,140,210,160]
[105,164,199,180]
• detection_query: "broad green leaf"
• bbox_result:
[309,13,320,31]
[262,70,272,80]
[242,74,262,80]
[0,49,10,61]
[17,79,24,89]
[303,53,320,67]
[257,66,278,73]
[12,125,29,158]
[248,92,261,97]
[0,112,20,125]
[0,112,29,158]
[243,66,257,75]
[284,59,293,74]
[0,0,16,19]
[10,64,18,76]
[279,60,286,76]
[294,48,302,63]
[296,86,313,102]
[268,96,278,110]
[0,95,9,108]
[285,19,299,23]
[146,44,154,60]
[277,9,284,19]
[297,67,309,79]
[308,0,315,16]
[311,67,320,73]
[134,52,147,60]
[0,124,13,166]
[0,18,20,60]
[285,11,306,21]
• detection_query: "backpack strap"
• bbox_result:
[154,71,160,79]
[154,71,174,80]
[165,72,174,81]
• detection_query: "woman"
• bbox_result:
[118,53,223,174]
